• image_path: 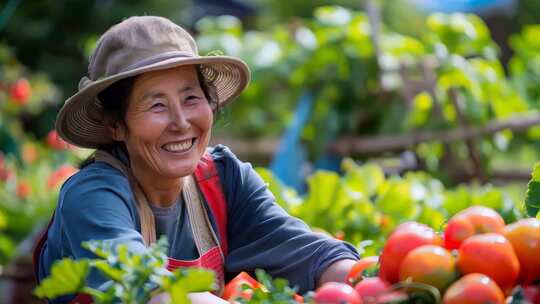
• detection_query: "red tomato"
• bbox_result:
[47,165,78,188]
[442,273,505,304]
[10,78,31,105]
[346,256,379,286]
[46,130,70,150]
[457,233,520,293]
[353,277,390,303]
[379,221,442,283]
[16,180,31,199]
[313,282,362,304]
[399,245,457,292]
[503,218,540,284]
[222,272,262,301]
[444,206,505,250]
[293,294,304,303]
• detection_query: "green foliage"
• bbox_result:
[525,162,540,217]
[34,237,215,303]
[257,159,525,255]
[236,269,301,304]
[34,259,90,299]
[0,43,85,264]
[196,7,540,184]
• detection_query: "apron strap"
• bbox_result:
[195,153,228,255]
[95,150,156,246]
[183,174,225,292]
[183,175,221,255]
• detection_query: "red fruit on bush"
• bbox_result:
[503,218,540,284]
[444,206,505,250]
[16,180,31,199]
[399,245,457,292]
[222,272,262,301]
[379,221,442,283]
[442,273,505,304]
[457,233,519,293]
[313,282,362,304]
[10,78,31,105]
[0,168,14,182]
[46,130,70,150]
[48,165,78,188]
[346,256,379,286]
[353,277,390,303]
[22,142,38,165]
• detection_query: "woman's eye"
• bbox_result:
[185,95,200,104]
[150,102,165,110]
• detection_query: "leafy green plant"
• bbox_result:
[197,7,540,185]
[235,269,302,304]
[525,162,540,218]
[34,237,215,304]
[257,158,525,255]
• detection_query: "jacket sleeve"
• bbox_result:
[212,146,359,293]
[55,165,148,289]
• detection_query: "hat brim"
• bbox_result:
[56,55,250,149]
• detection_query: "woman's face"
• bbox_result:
[115,65,213,181]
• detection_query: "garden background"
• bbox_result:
[2,0,540,302]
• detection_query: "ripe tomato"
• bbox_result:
[379,221,442,283]
[399,245,457,292]
[442,273,505,304]
[222,272,262,301]
[10,78,31,105]
[444,206,505,250]
[46,130,70,150]
[313,282,362,304]
[457,233,519,293]
[346,256,379,286]
[47,165,78,188]
[353,277,390,303]
[16,180,31,199]
[503,218,540,284]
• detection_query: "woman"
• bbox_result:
[35,16,359,303]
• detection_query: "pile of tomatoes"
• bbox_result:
[314,206,540,303]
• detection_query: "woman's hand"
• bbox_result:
[317,259,358,287]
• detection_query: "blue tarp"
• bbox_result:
[413,0,514,13]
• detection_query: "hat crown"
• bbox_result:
[88,16,198,81]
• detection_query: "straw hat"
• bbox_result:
[55,16,250,148]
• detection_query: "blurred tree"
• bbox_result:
[1,0,191,99]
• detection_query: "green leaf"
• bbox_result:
[376,177,418,218]
[34,259,91,299]
[314,6,352,26]
[93,260,124,282]
[525,162,540,217]
[166,268,215,304]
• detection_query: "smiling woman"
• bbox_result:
[33,16,359,304]
[111,66,214,206]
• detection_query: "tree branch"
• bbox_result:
[329,114,540,155]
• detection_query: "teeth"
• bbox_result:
[163,139,193,152]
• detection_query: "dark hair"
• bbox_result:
[79,65,219,168]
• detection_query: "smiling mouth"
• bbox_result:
[162,138,195,153]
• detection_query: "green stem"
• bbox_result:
[390,280,442,304]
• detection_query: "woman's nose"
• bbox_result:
[169,107,190,131]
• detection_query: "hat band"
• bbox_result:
[121,50,196,72]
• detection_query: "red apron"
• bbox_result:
[33,152,228,303]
